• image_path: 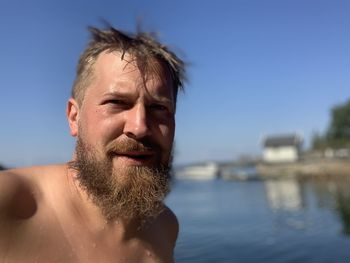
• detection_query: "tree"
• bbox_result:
[311,131,327,150]
[311,99,350,150]
[326,99,350,148]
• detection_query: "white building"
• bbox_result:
[262,134,302,163]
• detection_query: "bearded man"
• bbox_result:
[0,25,185,263]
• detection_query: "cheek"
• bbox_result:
[99,118,125,143]
[80,112,124,146]
[158,121,175,146]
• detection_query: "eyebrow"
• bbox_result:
[102,90,134,98]
[102,90,174,105]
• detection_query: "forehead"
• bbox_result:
[88,51,174,98]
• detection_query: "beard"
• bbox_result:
[68,135,172,224]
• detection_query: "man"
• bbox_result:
[0,25,185,262]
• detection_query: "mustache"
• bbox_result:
[105,138,161,156]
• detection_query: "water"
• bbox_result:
[166,177,350,263]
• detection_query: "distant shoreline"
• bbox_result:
[257,159,350,179]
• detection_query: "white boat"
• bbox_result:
[175,162,219,180]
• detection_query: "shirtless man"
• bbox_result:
[0,25,185,263]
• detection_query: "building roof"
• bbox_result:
[263,134,302,147]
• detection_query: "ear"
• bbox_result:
[67,98,80,137]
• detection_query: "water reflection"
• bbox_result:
[311,177,350,235]
[168,177,350,263]
[263,176,350,236]
[265,179,303,211]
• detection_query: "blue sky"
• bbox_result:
[0,0,349,167]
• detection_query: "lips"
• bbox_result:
[112,151,157,164]
[119,151,154,159]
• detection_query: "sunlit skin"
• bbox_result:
[0,52,179,263]
[68,51,175,171]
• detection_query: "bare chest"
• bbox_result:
[7,207,172,263]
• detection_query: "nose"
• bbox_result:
[123,104,151,139]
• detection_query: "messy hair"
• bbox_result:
[71,25,186,105]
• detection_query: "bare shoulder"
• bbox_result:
[156,206,179,245]
[159,206,179,228]
[0,164,66,220]
[143,205,179,261]
[0,167,38,220]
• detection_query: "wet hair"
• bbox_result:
[71,25,186,105]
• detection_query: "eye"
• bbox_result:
[150,103,168,111]
[108,99,125,105]
[103,99,129,107]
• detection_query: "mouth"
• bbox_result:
[112,151,157,165]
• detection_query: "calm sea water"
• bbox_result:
[166,177,350,263]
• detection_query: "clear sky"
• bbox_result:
[0,0,349,167]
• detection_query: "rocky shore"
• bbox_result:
[256,158,350,179]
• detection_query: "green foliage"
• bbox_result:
[311,132,327,150]
[327,99,350,147]
[312,99,350,150]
